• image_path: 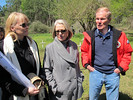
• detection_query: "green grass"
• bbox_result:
[29,33,53,63]
[30,33,133,100]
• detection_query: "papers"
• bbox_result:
[0,51,35,88]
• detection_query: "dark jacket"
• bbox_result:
[0,40,28,100]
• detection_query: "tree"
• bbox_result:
[21,0,56,26]
[1,0,133,31]
[5,0,21,12]
[54,0,110,31]
[110,0,133,24]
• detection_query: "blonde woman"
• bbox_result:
[43,19,84,100]
[3,12,45,100]
[0,27,39,100]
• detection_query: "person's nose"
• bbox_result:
[58,31,62,35]
[98,19,101,23]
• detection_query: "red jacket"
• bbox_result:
[81,26,133,74]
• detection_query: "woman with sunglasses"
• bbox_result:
[0,26,40,100]
[3,12,48,100]
[43,19,84,100]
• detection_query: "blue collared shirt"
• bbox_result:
[94,26,116,74]
[95,26,112,40]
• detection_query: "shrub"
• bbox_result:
[29,21,50,34]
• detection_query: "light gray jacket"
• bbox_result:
[43,37,84,100]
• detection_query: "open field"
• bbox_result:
[30,33,133,100]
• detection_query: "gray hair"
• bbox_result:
[52,19,73,40]
[96,7,111,20]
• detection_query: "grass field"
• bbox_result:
[30,33,133,100]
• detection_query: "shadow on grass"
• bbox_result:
[99,92,133,100]
[81,92,133,100]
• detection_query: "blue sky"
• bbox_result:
[0,0,6,7]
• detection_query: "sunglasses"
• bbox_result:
[55,30,67,34]
[20,23,29,28]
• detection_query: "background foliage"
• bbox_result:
[1,0,133,33]
[0,0,133,99]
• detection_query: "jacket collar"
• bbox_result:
[53,37,77,64]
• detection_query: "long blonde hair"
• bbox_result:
[5,12,31,41]
[52,19,73,40]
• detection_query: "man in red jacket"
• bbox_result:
[81,7,132,100]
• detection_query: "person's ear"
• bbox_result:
[11,26,15,31]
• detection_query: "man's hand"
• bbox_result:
[114,68,120,74]
[87,65,95,72]
[27,87,39,96]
